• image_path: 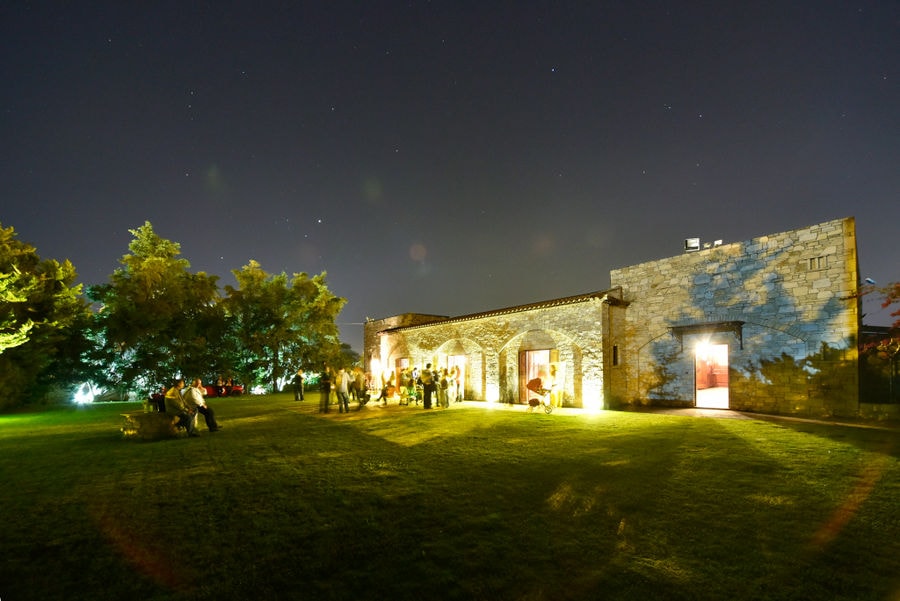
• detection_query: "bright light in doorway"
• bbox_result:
[696,341,728,364]
[695,340,712,361]
[582,381,604,413]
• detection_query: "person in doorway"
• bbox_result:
[186,378,221,432]
[452,365,462,402]
[438,368,450,408]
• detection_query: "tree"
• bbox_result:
[881,282,900,331]
[0,268,35,353]
[88,222,222,394]
[223,260,345,392]
[0,224,90,409]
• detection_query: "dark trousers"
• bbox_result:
[376,386,389,404]
[198,405,218,430]
[175,412,197,435]
[423,383,436,409]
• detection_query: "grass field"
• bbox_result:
[1,394,899,601]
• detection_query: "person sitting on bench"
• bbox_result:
[164,379,198,437]
[186,378,221,432]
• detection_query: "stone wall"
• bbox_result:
[365,217,864,418]
[609,217,860,417]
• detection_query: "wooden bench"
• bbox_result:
[121,411,180,441]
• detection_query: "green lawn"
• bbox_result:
[1,394,898,601]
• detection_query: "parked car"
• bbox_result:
[204,381,244,397]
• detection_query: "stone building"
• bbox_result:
[364,217,865,418]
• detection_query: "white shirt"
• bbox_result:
[187,385,206,408]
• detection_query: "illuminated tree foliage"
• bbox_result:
[87,223,346,397]
[0,224,89,409]
[881,282,900,331]
[0,268,35,352]
[88,222,222,393]
[0,219,348,407]
[223,260,345,392]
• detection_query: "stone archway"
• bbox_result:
[500,329,582,408]
[434,338,484,401]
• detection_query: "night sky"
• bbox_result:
[2,2,898,351]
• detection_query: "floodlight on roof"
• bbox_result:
[684,238,700,252]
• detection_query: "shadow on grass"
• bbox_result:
[746,414,900,459]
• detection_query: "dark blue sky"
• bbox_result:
[2,2,898,350]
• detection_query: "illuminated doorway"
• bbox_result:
[695,343,729,409]
[518,349,560,405]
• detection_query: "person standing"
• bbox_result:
[438,368,450,408]
[319,367,332,413]
[353,367,368,410]
[186,378,220,432]
[336,368,350,413]
[292,368,305,401]
[348,367,360,403]
[421,363,435,409]
[453,365,463,402]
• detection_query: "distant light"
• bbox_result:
[73,383,94,404]
[865,278,877,285]
[684,238,700,252]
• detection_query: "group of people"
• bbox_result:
[163,378,222,437]
[210,376,240,397]
[374,364,463,409]
[292,363,464,414]
[316,366,369,413]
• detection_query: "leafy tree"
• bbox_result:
[0,224,90,409]
[338,342,361,368]
[88,222,222,394]
[223,260,345,392]
[881,282,900,331]
[0,268,35,352]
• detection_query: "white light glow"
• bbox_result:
[485,383,500,403]
[72,383,94,404]
[695,340,712,361]
[695,340,728,364]
[581,381,604,413]
[370,358,382,379]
